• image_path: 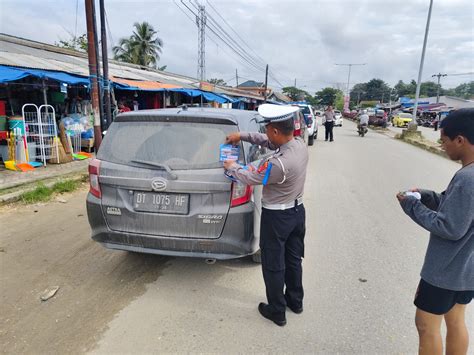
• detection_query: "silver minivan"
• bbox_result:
[86,108,268,261]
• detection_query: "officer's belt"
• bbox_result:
[262,197,303,210]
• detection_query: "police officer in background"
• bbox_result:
[223,104,309,326]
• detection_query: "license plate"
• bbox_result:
[133,192,189,214]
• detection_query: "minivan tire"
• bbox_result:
[251,249,262,263]
[308,134,314,146]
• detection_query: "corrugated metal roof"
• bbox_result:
[112,77,181,90]
[0,33,268,100]
[0,33,197,88]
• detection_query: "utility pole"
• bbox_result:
[411,0,434,130]
[99,0,111,129]
[91,0,104,131]
[294,78,296,87]
[432,72,447,103]
[235,69,239,87]
[85,0,102,149]
[335,63,366,112]
[196,3,206,81]
[335,63,366,95]
[264,64,269,103]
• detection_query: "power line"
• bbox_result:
[205,0,287,86]
[187,0,286,88]
[175,1,264,79]
[188,0,265,72]
[181,1,267,75]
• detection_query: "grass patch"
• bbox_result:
[20,183,53,203]
[19,178,84,204]
[52,179,80,193]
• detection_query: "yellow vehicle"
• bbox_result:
[392,112,413,127]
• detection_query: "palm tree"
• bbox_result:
[113,22,163,67]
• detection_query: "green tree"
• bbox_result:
[364,79,391,102]
[55,33,88,52]
[334,90,344,111]
[420,81,444,98]
[282,86,308,101]
[451,81,474,99]
[113,22,163,67]
[349,83,367,107]
[314,87,340,106]
[208,78,227,86]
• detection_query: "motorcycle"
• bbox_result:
[357,124,368,137]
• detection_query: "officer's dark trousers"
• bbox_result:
[260,205,305,314]
[325,121,334,141]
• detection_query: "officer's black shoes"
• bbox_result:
[285,296,303,314]
[258,303,286,326]
[287,303,303,314]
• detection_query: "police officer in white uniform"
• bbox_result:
[223,104,309,326]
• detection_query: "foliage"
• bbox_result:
[208,78,227,86]
[394,80,417,97]
[334,91,344,111]
[113,22,163,68]
[55,34,88,52]
[350,79,392,106]
[52,180,80,193]
[314,87,341,106]
[282,86,309,101]
[20,183,52,203]
[446,81,474,99]
[420,81,442,98]
[158,65,167,71]
[19,179,82,204]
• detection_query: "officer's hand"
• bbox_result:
[225,132,241,145]
[223,159,237,170]
[396,192,406,202]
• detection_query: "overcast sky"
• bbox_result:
[1,0,473,93]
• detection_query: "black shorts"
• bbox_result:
[414,279,474,315]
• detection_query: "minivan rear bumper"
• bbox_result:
[87,194,259,260]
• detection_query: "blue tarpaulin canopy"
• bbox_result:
[0,65,30,83]
[113,82,232,104]
[172,88,231,104]
[0,65,89,85]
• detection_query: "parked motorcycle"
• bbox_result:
[357,124,368,137]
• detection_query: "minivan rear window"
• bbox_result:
[98,121,239,170]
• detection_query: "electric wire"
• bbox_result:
[179,1,267,77]
[187,0,265,72]
[205,0,289,86]
[183,0,285,88]
[174,0,263,78]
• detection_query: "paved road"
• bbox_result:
[1,119,471,354]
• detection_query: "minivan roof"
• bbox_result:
[115,107,261,131]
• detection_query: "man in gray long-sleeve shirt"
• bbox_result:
[223,104,308,327]
[397,108,474,355]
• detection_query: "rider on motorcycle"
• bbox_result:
[358,110,369,129]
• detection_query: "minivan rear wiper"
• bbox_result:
[130,159,177,180]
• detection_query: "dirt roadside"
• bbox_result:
[0,187,172,354]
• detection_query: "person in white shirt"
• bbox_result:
[359,110,369,127]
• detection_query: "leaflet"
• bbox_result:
[219,144,240,161]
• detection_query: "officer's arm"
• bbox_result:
[240,132,278,150]
[227,158,284,186]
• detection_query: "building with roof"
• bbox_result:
[0,33,273,116]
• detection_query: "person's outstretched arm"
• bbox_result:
[399,179,473,241]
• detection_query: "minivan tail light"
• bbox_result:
[89,158,101,198]
[230,182,252,207]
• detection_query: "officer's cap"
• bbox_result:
[257,104,299,124]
